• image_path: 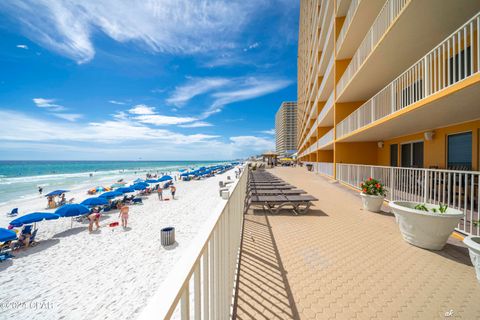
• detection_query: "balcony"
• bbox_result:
[336,0,385,60]
[336,12,480,141]
[316,128,334,150]
[336,0,480,103]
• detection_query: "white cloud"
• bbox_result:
[0,110,216,144]
[203,77,292,117]
[166,77,231,107]
[52,113,83,122]
[0,0,257,63]
[243,42,259,52]
[16,44,29,49]
[135,114,197,126]
[229,135,274,150]
[109,100,126,105]
[128,104,156,115]
[179,121,213,128]
[260,129,275,135]
[33,98,65,111]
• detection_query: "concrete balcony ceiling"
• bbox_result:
[336,0,385,60]
[337,0,480,102]
[338,75,480,142]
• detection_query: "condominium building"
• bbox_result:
[297,0,480,236]
[275,101,298,157]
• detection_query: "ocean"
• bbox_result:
[0,160,228,206]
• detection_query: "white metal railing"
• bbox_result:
[336,0,410,96]
[336,0,361,53]
[336,163,480,236]
[317,128,334,148]
[317,162,334,177]
[138,168,248,320]
[337,12,480,139]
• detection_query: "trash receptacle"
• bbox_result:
[161,227,175,246]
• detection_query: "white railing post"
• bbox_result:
[423,169,428,203]
[424,56,429,97]
[181,286,190,320]
[390,167,395,201]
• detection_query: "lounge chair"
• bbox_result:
[0,252,14,262]
[6,208,18,217]
[132,198,143,205]
[246,194,318,215]
[13,228,38,249]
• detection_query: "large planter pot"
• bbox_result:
[360,193,385,212]
[463,236,480,283]
[389,201,463,250]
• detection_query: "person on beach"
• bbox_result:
[157,187,163,201]
[88,211,101,233]
[38,186,43,195]
[170,185,176,199]
[119,204,129,228]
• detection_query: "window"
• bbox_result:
[390,144,398,167]
[449,46,472,85]
[447,132,472,170]
[401,142,424,168]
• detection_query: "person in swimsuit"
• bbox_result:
[119,204,129,228]
[88,210,101,233]
[170,185,176,200]
[157,187,163,201]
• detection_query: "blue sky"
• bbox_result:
[0,0,298,160]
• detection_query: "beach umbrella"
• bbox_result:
[81,197,109,207]
[158,175,173,182]
[131,183,147,190]
[99,191,123,199]
[45,190,69,197]
[55,204,90,217]
[145,179,158,183]
[116,187,135,194]
[9,212,60,228]
[0,228,17,242]
[55,204,90,228]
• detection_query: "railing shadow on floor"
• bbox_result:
[233,210,300,320]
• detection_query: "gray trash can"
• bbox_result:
[161,227,175,246]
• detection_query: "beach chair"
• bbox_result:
[132,198,143,205]
[0,252,14,262]
[6,208,18,217]
[12,228,38,250]
[246,194,318,215]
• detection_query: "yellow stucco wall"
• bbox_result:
[377,120,480,170]
[335,142,378,164]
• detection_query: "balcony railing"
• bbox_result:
[138,167,248,320]
[317,162,334,177]
[336,0,410,97]
[317,128,334,148]
[336,163,480,236]
[336,0,361,53]
[337,12,480,139]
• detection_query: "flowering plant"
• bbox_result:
[360,178,386,197]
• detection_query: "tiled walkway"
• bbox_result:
[233,167,479,319]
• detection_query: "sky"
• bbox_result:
[0,0,299,160]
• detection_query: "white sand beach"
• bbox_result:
[0,171,233,319]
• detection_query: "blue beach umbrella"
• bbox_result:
[158,175,173,182]
[145,179,158,183]
[81,197,109,207]
[99,191,123,199]
[45,190,69,197]
[10,212,59,228]
[116,187,135,194]
[131,182,148,190]
[55,204,90,217]
[0,228,17,242]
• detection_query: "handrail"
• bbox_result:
[336,0,361,53]
[138,167,248,320]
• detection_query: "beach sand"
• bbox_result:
[0,171,233,319]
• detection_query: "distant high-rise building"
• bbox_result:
[275,102,297,157]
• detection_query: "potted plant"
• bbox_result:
[359,178,386,212]
[389,202,463,250]
[463,222,480,282]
